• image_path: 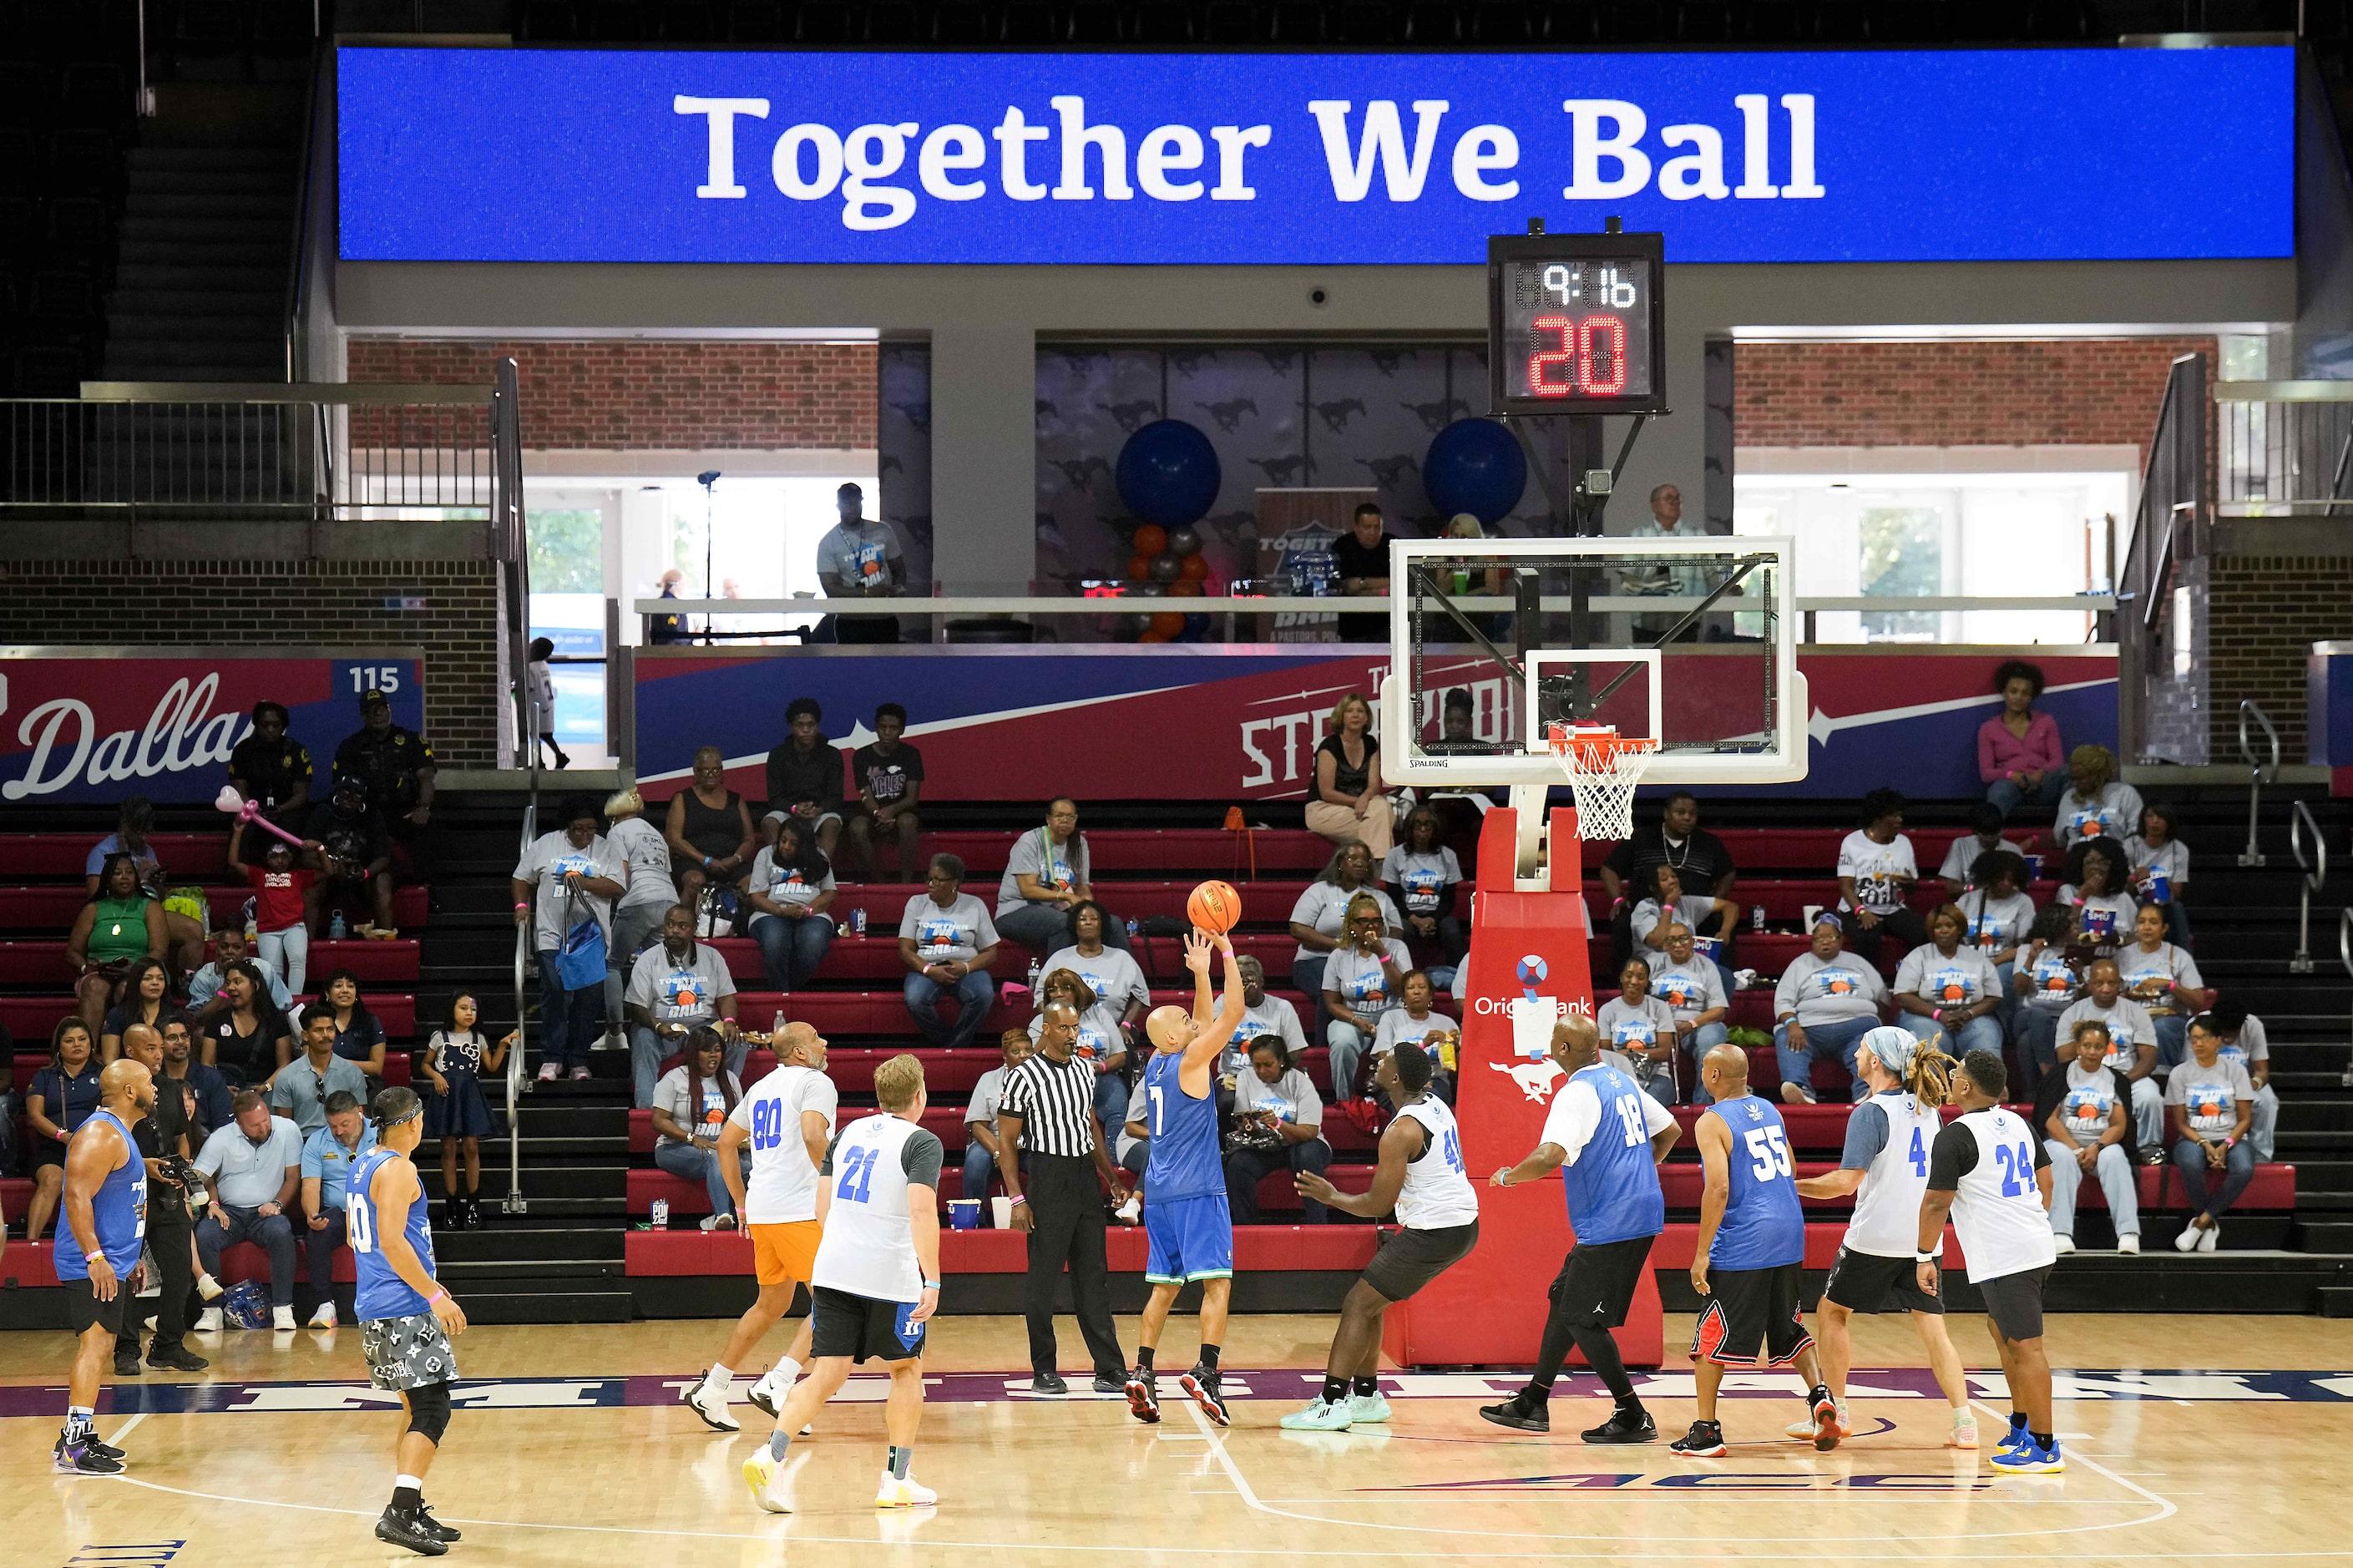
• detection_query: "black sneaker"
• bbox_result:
[53,1436,125,1474]
[416,1504,463,1543]
[1092,1372,1126,1394]
[1809,1384,1841,1453]
[1478,1388,1551,1433]
[466,1196,488,1228]
[1581,1404,1658,1444]
[114,1348,144,1378]
[83,1431,126,1461]
[147,1342,210,1373]
[375,1504,450,1556]
[1030,1371,1069,1395]
[1668,1420,1728,1458]
[1179,1368,1230,1427]
[1125,1369,1161,1424]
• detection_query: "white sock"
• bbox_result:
[397,1473,424,1491]
[767,1356,801,1389]
[702,1363,734,1393]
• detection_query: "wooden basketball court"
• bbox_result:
[11,1312,2351,1564]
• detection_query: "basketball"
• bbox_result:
[1186,879,1241,933]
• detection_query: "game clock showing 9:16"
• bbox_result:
[1486,230,1668,417]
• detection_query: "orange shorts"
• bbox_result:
[749,1220,822,1288]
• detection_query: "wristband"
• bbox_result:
[1914,1250,1938,1264]
[922,1280,941,1291]
[513,902,527,911]
[427,1288,448,1306]
[1008,1194,1026,1206]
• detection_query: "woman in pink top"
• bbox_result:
[1978,659,2065,817]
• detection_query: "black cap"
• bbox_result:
[358,690,389,709]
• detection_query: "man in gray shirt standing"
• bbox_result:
[816,482,903,645]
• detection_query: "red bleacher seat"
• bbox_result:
[0,832,228,880]
[0,938,418,987]
[1,883,428,930]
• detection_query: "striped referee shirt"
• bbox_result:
[997,1050,1101,1158]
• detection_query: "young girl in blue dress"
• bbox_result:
[422,992,516,1230]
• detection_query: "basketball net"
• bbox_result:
[1545,725,1660,842]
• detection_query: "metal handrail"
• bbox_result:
[2239,701,2281,867]
[282,34,324,382]
[2290,800,2328,974]
[498,354,536,1216]
[2339,908,2353,1090]
[505,792,536,1216]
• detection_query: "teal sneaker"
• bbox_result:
[1347,1391,1393,1424]
[1279,1398,1355,1431]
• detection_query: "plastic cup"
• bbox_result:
[949,1199,980,1231]
[990,1196,1013,1229]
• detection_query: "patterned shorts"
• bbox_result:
[361,1311,460,1392]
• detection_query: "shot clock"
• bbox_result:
[1486,230,1668,416]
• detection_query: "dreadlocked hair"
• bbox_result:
[1903,1042,1958,1110]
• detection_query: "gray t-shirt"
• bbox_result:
[996,829,1090,914]
[1597,994,1677,1089]
[2165,1058,2253,1137]
[1288,880,1403,963]
[2124,834,2191,893]
[608,815,676,914]
[965,1065,1010,1128]
[1938,834,2026,885]
[1379,846,1462,917]
[1632,894,1719,948]
[514,829,625,953]
[1324,937,1413,1014]
[816,517,903,594]
[749,845,837,911]
[1839,1097,1893,1169]
[2219,1015,2270,1070]
[625,941,737,1027]
[1235,1065,1325,1141]
[2057,996,2156,1067]
[1959,888,2037,954]
[2055,1061,2128,1142]
[901,891,998,964]
[652,1065,743,1147]
[1649,956,1728,1024]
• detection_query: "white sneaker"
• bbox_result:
[2052,1234,2077,1256]
[2118,1234,2141,1257]
[2174,1222,2201,1252]
[195,1273,225,1302]
[1951,1410,1980,1450]
[271,1305,297,1333]
[2196,1221,2218,1252]
[536,1062,560,1082]
[1783,1414,1817,1440]
[683,1378,741,1432]
[742,1449,792,1513]
[1114,1194,1141,1225]
[876,1469,938,1509]
[195,1308,222,1333]
[308,1302,337,1329]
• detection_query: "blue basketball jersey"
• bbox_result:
[1557,1065,1666,1246]
[1706,1094,1805,1271]
[53,1110,146,1281]
[348,1146,438,1321]
[1142,1049,1223,1204]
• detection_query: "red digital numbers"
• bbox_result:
[1526,314,1630,398]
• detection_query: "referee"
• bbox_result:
[999,999,1133,1394]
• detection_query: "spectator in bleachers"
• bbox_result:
[664,746,757,916]
[1382,806,1466,967]
[1632,865,1741,996]
[310,774,398,938]
[193,1089,305,1333]
[762,696,847,860]
[2057,837,2136,954]
[1368,969,1459,1108]
[1892,904,2005,1060]
[745,817,837,993]
[22,1017,102,1244]
[1655,923,1731,1105]
[1978,659,2067,817]
[1596,956,1679,1107]
[1041,899,1149,1048]
[225,820,321,999]
[814,480,907,643]
[296,1088,376,1329]
[625,903,742,1109]
[995,797,1128,952]
[1288,840,1403,1021]
[2037,1019,2142,1255]
[83,797,206,976]
[200,959,295,1088]
[1228,954,1310,1078]
[514,796,626,1085]
[2052,743,2143,850]
[964,1031,1035,1221]
[308,969,387,1080]
[1957,849,2037,1027]
[1772,916,1889,1105]
[332,690,437,894]
[2117,903,2208,1067]
[845,701,925,881]
[2168,1014,2256,1252]
[68,851,169,1030]
[1323,894,1412,1100]
[2203,999,2278,1161]
[2057,959,2163,1154]
[1332,500,1394,642]
[900,852,1001,1052]
[1937,802,2027,899]
[188,927,292,1019]
[2124,802,2192,944]
[226,700,314,824]
[1599,792,1738,967]
[651,1027,751,1232]
[99,957,173,1063]
[1224,1037,1333,1224]
[267,1012,371,1139]
[1306,692,1394,858]
[2011,903,2083,1093]
[602,787,677,1039]
[159,1013,231,1135]
[1028,964,1133,1132]
[422,993,512,1231]
[1835,788,1926,964]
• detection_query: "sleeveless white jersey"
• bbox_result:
[1392,1098,1480,1230]
[1950,1107,2059,1284]
[1844,1091,1947,1260]
[812,1113,925,1302]
[726,1065,838,1226]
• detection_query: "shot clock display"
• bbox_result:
[1486,230,1668,416]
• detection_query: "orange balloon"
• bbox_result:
[1149,611,1186,636]
[1137,628,1171,642]
[1168,579,1202,597]
[1131,524,1169,557]
[1178,552,1210,580]
[1126,554,1154,582]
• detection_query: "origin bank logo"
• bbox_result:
[1516,955,1547,994]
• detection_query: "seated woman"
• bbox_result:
[201,959,296,1088]
[1652,923,1731,1105]
[1322,894,1412,1099]
[2011,903,2085,1096]
[1222,1037,1333,1225]
[2036,1018,2142,1256]
[663,746,757,917]
[1596,956,1678,1106]
[100,957,175,1063]
[1288,840,1404,1024]
[23,1018,103,1244]
[745,817,837,991]
[68,852,169,1031]
[1977,658,2066,817]
[1835,788,1926,964]
[1891,903,2005,1060]
[310,968,387,1080]
[898,852,1000,1052]
[1937,802,2026,900]
[1041,898,1150,1066]
[2204,998,2279,1161]
[2168,1012,2256,1252]
[2052,743,2143,851]
[994,797,1127,953]
[1304,691,1394,858]
[650,1027,751,1232]
[2056,838,2137,954]
[1631,862,1739,983]
[1026,964,1131,1132]
[1957,849,2037,1038]
[2123,802,2193,945]
[85,795,207,974]
[1369,969,1457,1105]
[2117,902,2209,1068]
[1381,805,1466,969]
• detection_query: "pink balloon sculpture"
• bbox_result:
[214,786,306,850]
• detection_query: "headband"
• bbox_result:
[1861,1025,1917,1077]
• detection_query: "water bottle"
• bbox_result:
[1026,956,1042,993]
[852,906,868,936]
[1126,918,1139,942]
[650,1196,670,1230]
[329,910,347,940]
[772,1009,787,1046]
[1749,904,1765,934]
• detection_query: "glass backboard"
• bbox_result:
[1379,534,1804,787]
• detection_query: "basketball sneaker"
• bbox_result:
[1784,1399,1851,1442]
[1990,1436,2065,1474]
[309,1302,337,1329]
[1478,1388,1550,1433]
[374,1503,449,1556]
[1950,1410,1980,1450]
[876,1470,939,1509]
[1348,1390,1393,1424]
[1125,1368,1161,1424]
[1179,1368,1230,1427]
[1581,1404,1657,1444]
[1992,1417,2032,1461]
[1809,1385,1843,1452]
[683,1378,741,1432]
[1278,1398,1354,1431]
[742,1449,794,1513]
[414,1505,463,1543]
[53,1436,124,1475]
[1668,1420,1728,1459]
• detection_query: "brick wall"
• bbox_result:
[346,339,879,450]
[0,560,502,768]
[2205,549,2353,762]
[1736,338,2215,453]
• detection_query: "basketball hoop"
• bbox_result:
[1545,725,1660,842]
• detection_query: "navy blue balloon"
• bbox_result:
[1424,417,1528,525]
[1116,419,1222,529]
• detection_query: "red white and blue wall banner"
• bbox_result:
[0,648,427,805]
[633,644,2114,802]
